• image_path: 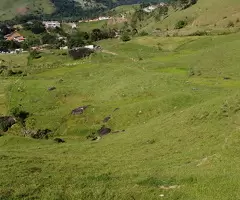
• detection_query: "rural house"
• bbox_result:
[143,3,168,13]
[4,31,25,43]
[43,21,61,29]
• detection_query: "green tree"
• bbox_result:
[41,33,57,44]
[31,21,46,34]
[121,33,131,42]
[175,20,188,29]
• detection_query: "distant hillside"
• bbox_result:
[140,0,240,35]
[0,0,170,21]
[0,0,54,21]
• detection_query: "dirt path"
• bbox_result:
[101,50,118,55]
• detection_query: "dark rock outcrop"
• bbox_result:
[0,116,16,132]
[97,125,111,136]
[48,87,56,91]
[71,105,89,115]
[54,138,65,143]
[103,116,111,123]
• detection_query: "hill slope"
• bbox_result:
[1,32,240,199]
[143,0,240,34]
[0,0,54,21]
[0,0,168,21]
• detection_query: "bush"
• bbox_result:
[10,107,29,126]
[227,21,234,28]
[29,50,41,59]
[139,31,149,36]
[121,33,131,42]
[175,20,188,29]
[68,48,94,60]
[6,69,23,76]
[188,30,208,36]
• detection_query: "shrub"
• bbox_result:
[175,20,188,29]
[189,67,195,77]
[6,69,23,76]
[236,18,240,23]
[29,50,41,59]
[139,31,149,36]
[188,30,208,36]
[227,21,234,27]
[10,107,29,127]
[121,33,131,42]
[68,48,94,60]
[157,43,162,51]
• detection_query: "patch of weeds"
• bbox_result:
[188,67,195,77]
[146,139,156,144]
[29,50,42,59]
[10,107,29,127]
[28,167,42,173]
[181,176,197,184]
[6,69,23,76]
[188,31,208,36]
[219,102,229,118]
[139,31,149,36]
[175,20,188,29]
[138,177,176,187]
[121,33,131,42]
[0,189,14,199]
[157,43,162,51]
[88,173,113,182]
[188,67,201,77]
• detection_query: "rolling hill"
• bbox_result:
[139,0,240,35]
[1,31,240,200]
[0,0,169,21]
[2,0,240,199]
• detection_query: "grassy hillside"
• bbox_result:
[143,0,240,35]
[1,32,240,199]
[0,0,54,21]
[0,0,168,21]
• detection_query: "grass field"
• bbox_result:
[0,0,54,21]
[76,21,107,32]
[1,32,240,199]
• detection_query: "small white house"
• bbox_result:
[60,46,68,50]
[143,5,158,13]
[43,21,61,29]
[84,45,101,50]
[68,23,77,29]
[98,16,111,21]
[143,3,168,13]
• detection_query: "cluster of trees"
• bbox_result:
[0,21,68,51]
[0,18,119,51]
[67,28,116,48]
[23,21,46,34]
